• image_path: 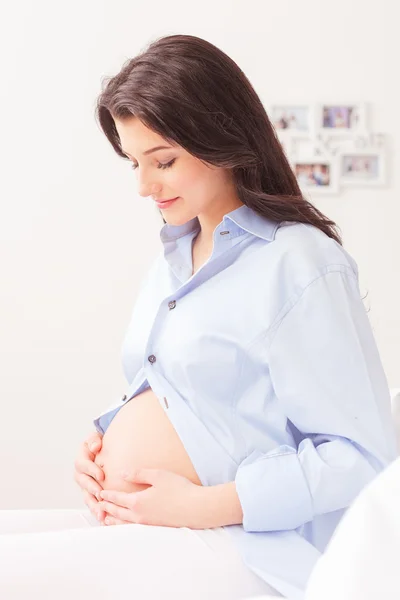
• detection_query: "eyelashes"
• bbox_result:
[130,159,176,171]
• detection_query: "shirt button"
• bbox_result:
[168,300,176,310]
[122,394,127,402]
[148,355,157,364]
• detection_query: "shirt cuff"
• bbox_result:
[235,445,314,532]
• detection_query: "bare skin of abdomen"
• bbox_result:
[94,387,202,493]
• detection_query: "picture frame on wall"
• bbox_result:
[316,103,367,136]
[292,156,339,195]
[266,99,388,194]
[339,148,387,187]
[269,104,314,138]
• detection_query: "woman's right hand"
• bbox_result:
[74,432,106,524]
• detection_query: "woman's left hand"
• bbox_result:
[98,468,206,529]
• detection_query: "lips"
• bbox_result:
[155,197,178,203]
[155,197,179,209]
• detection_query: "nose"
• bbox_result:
[136,166,162,198]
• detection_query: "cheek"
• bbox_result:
[173,164,200,189]
[175,165,216,199]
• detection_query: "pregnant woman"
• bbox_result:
[0,34,397,600]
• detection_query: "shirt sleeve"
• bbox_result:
[234,268,396,533]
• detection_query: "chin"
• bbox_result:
[163,212,197,227]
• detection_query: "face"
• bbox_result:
[113,116,240,227]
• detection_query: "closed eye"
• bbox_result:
[131,159,176,171]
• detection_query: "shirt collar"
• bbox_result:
[160,204,280,244]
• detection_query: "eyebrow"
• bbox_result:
[122,145,172,158]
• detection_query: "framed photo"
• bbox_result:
[339,149,387,187]
[292,157,339,195]
[269,104,314,138]
[316,103,367,136]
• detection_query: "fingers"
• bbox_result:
[84,432,103,455]
[98,501,139,524]
[83,490,106,524]
[74,456,105,483]
[74,431,106,525]
[75,472,104,500]
[99,490,134,509]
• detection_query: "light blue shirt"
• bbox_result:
[94,204,396,599]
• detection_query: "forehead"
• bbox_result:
[114,116,172,155]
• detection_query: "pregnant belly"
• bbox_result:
[94,387,202,493]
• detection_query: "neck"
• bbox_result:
[196,198,244,248]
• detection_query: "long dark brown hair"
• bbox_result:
[95,34,342,244]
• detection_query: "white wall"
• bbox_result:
[1,0,399,508]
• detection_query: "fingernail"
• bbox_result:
[90,442,98,451]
